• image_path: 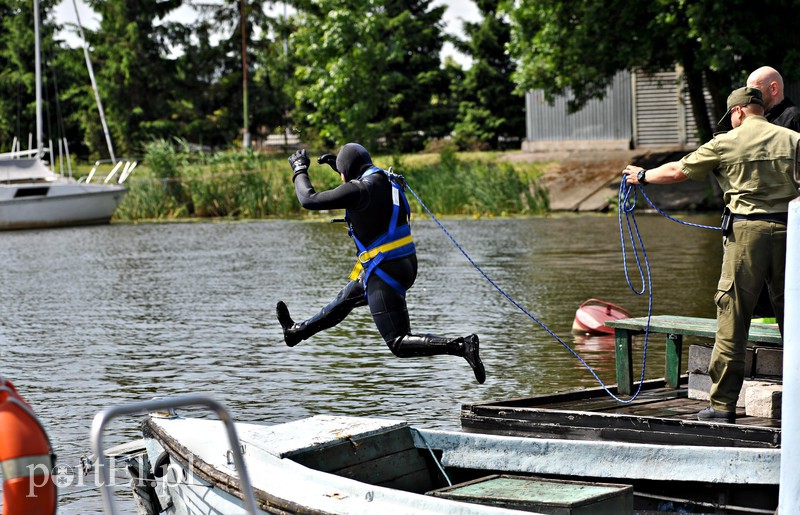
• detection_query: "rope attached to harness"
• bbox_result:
[399,172,721,402]
[404,179,642,402]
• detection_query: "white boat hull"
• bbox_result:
[0,181,126,230]
[137,414,780,514]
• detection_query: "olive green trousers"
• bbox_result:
[709,220,786,411]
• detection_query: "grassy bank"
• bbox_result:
[112,141,551,221]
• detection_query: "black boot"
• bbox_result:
[457,334,485,385]
[276,283,367,348]
[276,301,303,347]
[388,333,486,384]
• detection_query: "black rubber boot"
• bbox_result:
[458,334,486,384]
[388,333,486,384]
[276,301,302,347]
[276,283,367,348]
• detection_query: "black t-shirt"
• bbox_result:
[766,97,800,132]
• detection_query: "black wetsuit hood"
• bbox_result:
[336,143,373,181]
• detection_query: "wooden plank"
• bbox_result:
[615,328,634,395]
[461,413,779,448]
[607,315,782,345]
[333,448,432,491]
[462,378,683,410]
[607,315,781,391]
[461,409,780,448]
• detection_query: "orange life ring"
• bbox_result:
[0,378,56,515]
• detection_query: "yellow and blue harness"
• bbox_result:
[347,167,415,296]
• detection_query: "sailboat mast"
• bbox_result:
[34,0,43,156]
[71,0,117,163]
[241,0,250,149]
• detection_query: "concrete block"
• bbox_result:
[745,383,782,418]
[688,373,758,408]
[754,347,783,377]
[688,372,712,401]
[687,345,754,376]
[688,345,713,373]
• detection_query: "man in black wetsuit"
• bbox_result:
[275,143,486,384]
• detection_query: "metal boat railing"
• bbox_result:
[83,159,138,185]
[90,394,258,515]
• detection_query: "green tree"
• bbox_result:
[83,0,184,157]
[0,0,63,152]
[453,0,522,150]
[506,0,800,142]
[289,0,392,148]
[289,0,452,150]
[378,0,450,151]
[184,0,285,148]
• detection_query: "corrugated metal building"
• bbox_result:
[523,68,704,152]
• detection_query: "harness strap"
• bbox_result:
[346,167,414,296]
[348,233,414,281]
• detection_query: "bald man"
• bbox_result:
[744,67,800,320]
[747,66,800,132]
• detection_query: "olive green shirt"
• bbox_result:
[679,116,799,214]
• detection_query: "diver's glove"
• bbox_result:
[317,153,338,173]
[288,149,310,181]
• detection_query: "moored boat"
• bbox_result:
[571,298,631,335]
[0,0,133,231]
[91,395,780,514]
[0,157,128,230]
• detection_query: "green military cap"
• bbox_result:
[718,86,765,127]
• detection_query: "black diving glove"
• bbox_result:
[317,153,338,173]
[288,149,310,181]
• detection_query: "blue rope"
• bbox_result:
[404,182,640,403]
[616,180,655,401]
[637,185,721,231]
[404,174,720,402]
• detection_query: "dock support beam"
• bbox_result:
[779,197,800,513]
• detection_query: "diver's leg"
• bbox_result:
[385,333,485,384]
[367,262,485,384]
[276,280,366,347]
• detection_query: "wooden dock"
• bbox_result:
[461,378,781,449]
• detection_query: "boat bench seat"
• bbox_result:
[606,315,782,395]
[271,415,435,494]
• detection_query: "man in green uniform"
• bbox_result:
[622,86,799,423]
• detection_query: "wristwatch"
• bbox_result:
[637,169,648,185]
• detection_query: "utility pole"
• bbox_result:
[241,0,251,149]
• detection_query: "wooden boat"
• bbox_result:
[461,378,781,513]
[100,404,778,514]
[571,298,631,335]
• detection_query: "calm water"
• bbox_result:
[1,213,723,512]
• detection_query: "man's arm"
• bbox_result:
[623,161,689,186]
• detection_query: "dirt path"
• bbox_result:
[506,148,722,212]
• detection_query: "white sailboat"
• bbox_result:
[0,0,131,231]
